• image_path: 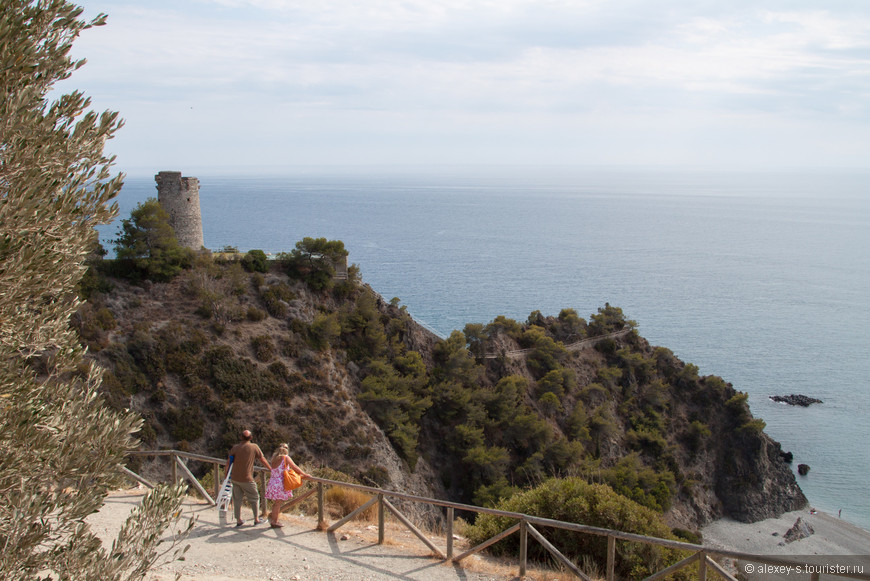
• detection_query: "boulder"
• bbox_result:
[770,394,823,407]
[798,464,810,476]
[782,517,814,544]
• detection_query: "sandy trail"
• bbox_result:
[88,489,514,581]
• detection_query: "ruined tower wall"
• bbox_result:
[155,171,204,250]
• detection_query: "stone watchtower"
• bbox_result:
[155,171,204,250]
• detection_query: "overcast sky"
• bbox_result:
[62,0,870,174]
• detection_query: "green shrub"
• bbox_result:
[626,427,668,457]
[536,368,576,398]
[241,249,269,273]
[484,315,523,339]
[261,283,294,318]
[200,346,281,401]
[358,359,431,468]
[246,306,267,322]
[166,351,198,380]
[597,453,675,511]
[578,382,608,407]
[359,466,389,487]
[267,360,290,381]
[100,344,149,394]
[672,528,702,545]
[345,443,373,459]
[77,255,114,300]
[566,401,591,443]
[71,304,116,351]
[112,198,194,282]
[310,312,340,351]
[738,418,766,434]
[251,335,276,362]
[685,420,711,452]
[588,406,619,444]
[520,326,567,378]
[164,405,204,442]
[553,308,587,342]
[537,391,562,416]
[280,237,347,291]
[126,330,166,384]
[333,264,360,298]
[465,477,690,580]
[587,303,636,336]
[340,291,389,362]
[472,478,520,508]
[138,421,158,445]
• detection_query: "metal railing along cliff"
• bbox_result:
[125,450,869,581]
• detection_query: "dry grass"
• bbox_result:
[324,486,377,521]
[279,483,379,522]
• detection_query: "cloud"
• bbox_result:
[63,0,870,168]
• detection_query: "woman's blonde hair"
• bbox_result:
[271,443,289,462]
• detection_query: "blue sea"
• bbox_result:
[101,167,870,530]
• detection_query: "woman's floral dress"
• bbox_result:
[265,456,295,501]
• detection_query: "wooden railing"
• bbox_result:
[127,450,870,581]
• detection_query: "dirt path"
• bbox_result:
[88,490,519,581]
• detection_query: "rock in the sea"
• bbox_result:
[798,464,810,476]
[770,394,823,406]
[782,517,814,544]
[780,451,794,464]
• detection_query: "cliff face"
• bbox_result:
[78,259,805,531]
[714,430,807,522]
[461,321,807,527]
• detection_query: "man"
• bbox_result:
[225,429,272,527]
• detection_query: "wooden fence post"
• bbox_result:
[317,482,325,529]
[259,471,268,516]
[519,519,528,578]
[698,551,707,581]
[170,453,177,484]
[378,493,385,545]
[446,507,454,560]
[607,535,615,581]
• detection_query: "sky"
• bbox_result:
[60,0,870,174]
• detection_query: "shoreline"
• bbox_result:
[701,507,870,556]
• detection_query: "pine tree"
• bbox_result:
[1,2,188,579]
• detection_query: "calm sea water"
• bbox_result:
[102,167,870,530]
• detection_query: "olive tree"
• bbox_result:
[1,3,188,579]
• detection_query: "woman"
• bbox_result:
[265,443,310,528]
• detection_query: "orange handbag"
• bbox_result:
[283,468,303,491]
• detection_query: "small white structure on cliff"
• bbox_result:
[155,171,204,250]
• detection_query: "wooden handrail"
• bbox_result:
[125,449,870,581]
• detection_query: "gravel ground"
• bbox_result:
[88,490,519,581]
[701,507,870,555]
